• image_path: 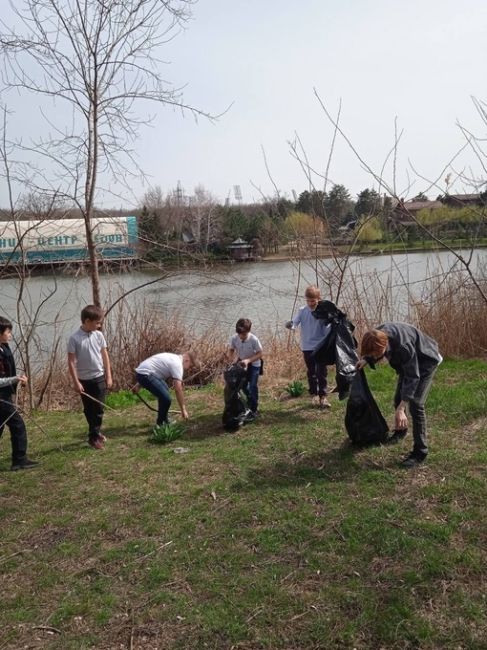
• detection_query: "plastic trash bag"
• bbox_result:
[222,364,254,431]
[344,369,389,445]
[312,300,359,400]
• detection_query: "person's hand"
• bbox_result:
[106,377,113,390]
[395,406,408,430]
[240,359,249,369]
[17,374,28,385]
[75,381,85,394]
[285,320,293,330]
[355,358,367,370]
[131,383,141,394]
[181,406,189,420]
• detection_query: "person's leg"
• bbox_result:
[136,373,171,425]
[245,365,260,413]
[1,400,28,465]
[80,378,106,441]
[303,350,317,396]
[315,360,328,398]
[408,371,436,459]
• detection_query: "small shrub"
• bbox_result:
[149,421,185,444]
[285,380,305,398]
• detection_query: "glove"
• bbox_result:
[285,320,294,330]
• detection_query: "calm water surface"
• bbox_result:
[1,249,486,346]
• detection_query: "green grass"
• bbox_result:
[0,360,486,649]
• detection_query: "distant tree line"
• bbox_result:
[138,183,396,258]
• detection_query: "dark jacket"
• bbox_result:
[378,322,442,401]
[0,342,18,397]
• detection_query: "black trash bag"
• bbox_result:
[345,369,389,445]
[312,300,359,400]
[222,364,253,431]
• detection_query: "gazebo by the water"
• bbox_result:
[228,237,253,261]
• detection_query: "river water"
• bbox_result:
[1,249,486,345]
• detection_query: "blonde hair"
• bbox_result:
[184,351,201,370]
[304,285,321,300]
[360,329,388,358]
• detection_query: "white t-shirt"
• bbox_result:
[228,332,263,368]
[67,327,107,380]
[135,353,184,381]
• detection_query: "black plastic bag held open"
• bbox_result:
[345,369,389,445]
[222,364,253,431]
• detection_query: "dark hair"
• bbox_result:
[81,305,104,323]
[0,316,13,334]
[236,318,252,334]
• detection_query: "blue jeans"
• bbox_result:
[243,365,260,413]
[136,372,171,425]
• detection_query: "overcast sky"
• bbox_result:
[2,0,487,208]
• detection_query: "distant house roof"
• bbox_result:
[441,193,484,206]
[401,200,443,212]
[445,193,481,201]
[390,199,443,224]
[228,238,251,248]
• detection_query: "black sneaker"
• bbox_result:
[11,458,40,471]
[400,453,426,469]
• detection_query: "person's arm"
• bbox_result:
[227,335,239,363]
[0,373,27,390]
[240,350,263,368]
[285,309,302,330]
[101,347,113,389]
[68,352,84,394]
[173,379,188,419]
[226,346,238,363]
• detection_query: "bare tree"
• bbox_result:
[0,0,214,306]
[190,185,218,251]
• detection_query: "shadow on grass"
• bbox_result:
[233,439,395,491]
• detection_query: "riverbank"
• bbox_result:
[1,359,486,649]
[259,237,487,262]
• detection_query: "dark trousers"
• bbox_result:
[80,376,106,441]
[136,372,171,426]
[303,350,328,397]
[0,394,28,464]
[243,365,260,413]
[394,370,437,458]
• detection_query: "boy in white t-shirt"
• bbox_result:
[67,305,112,450]
[134,351,197,426]
[227,318,263,416]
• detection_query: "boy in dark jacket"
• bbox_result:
[357,322,442,468]
[0,316,39,471]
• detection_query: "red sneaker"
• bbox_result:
[88,438,104,450]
